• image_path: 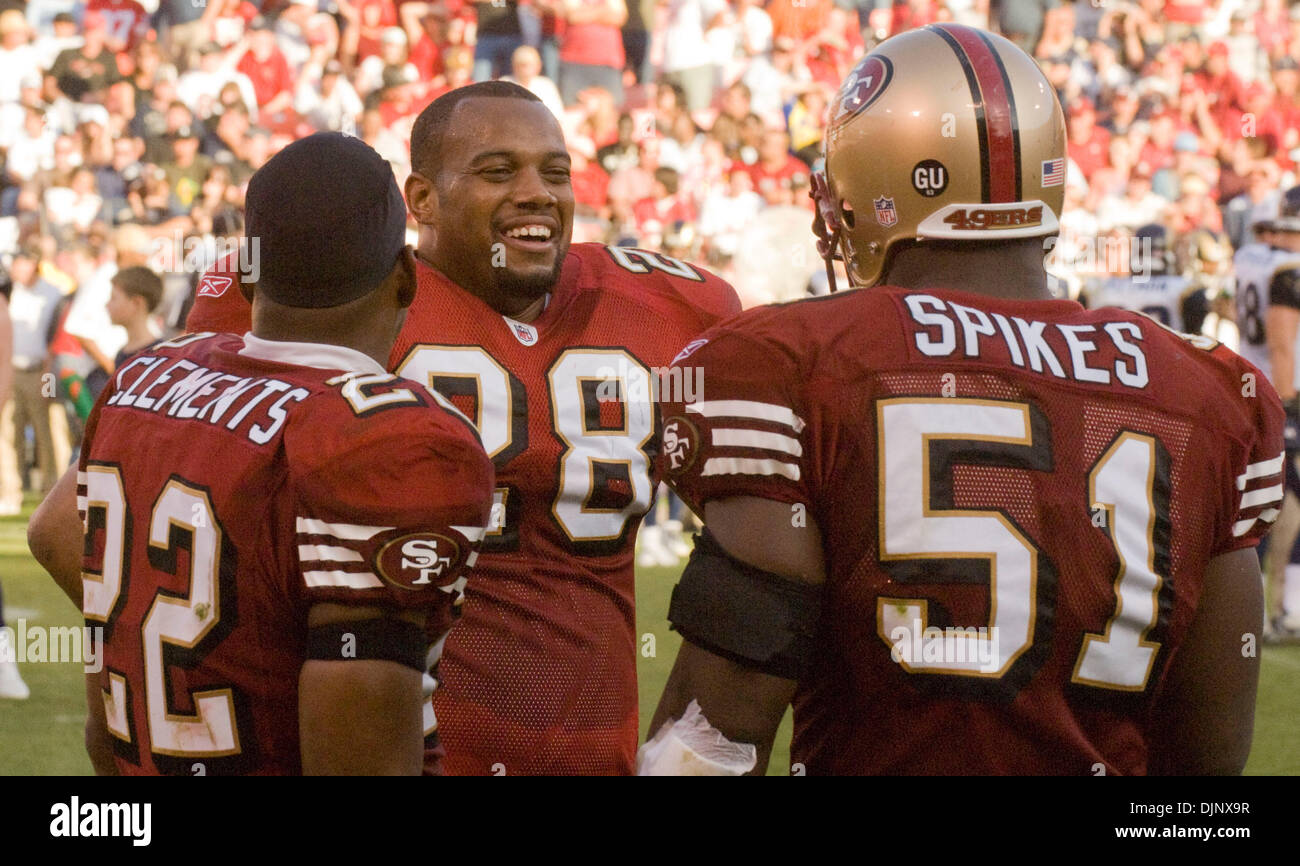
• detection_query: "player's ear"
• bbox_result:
[404,170,438,226]
[239,279,255,303]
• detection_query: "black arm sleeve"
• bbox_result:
[1269,268,1300,311]
[1181,288,1211,336]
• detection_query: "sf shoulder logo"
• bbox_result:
[661,416,699,475]
[197,273,233,298]
[374,533,462,591]
[830,55,893,133]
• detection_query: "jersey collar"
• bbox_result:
[238,333,388,375]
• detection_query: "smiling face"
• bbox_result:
[419,97,574,313]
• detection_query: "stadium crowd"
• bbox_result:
[0,0,1296,556]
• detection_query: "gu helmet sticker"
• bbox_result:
[912,160,949,198]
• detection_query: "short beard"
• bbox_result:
[493,246,568,302]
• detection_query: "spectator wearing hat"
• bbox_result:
[49,12,122,101]
[373,64,426,129]
[297,58,364,133]
[556,0,627,106]
[161,125,213,213]
[0,9,40,105]
[31,12,83,70]
[236,20,295,117]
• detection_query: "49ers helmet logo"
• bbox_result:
[831,55,894,132]
[374,532,462,591]
[661,416,699,475]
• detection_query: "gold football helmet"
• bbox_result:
[812,24,1067,288]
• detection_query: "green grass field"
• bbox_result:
[1,501,1296,775]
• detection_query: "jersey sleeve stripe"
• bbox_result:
[701,456,802,480]
[302,569,385,589]
[686,399,806,432]
[295,518,394,540]
[711,428,804,456]
[1237,454,1285,490]
[1240,484,1285,508]
[297,544,365,562]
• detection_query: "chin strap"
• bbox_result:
[810,171,844,293]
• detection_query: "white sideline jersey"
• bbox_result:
[1085,273,1196,331]
[1234,243,1300,381]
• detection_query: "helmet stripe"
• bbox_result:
[975,29,1022,202]
[930,24,1018,204]
[929,25,990,203]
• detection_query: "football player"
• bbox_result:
[28,133,495,774]
[185,82,742,774]
[1234,190,1300,640]
[647,25,1280,774]
[1080,223,1209,335]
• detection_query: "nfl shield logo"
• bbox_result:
[873,196,898,228]
[503,316,538,346]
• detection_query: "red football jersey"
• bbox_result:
[392,244,739,774]
[87,0,150,51]
[79,332,494,775]
[186,243,740,773]
[660,286,1283,775]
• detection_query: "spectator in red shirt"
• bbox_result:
[557,0,626,106]
[1066,98,1111,181]
[737,128,809,205]
[340,0,398,66]
[633,166,696,247]
[86,0,151,54]
[1199,41,1243,120]
[236,19,294,117]
[404,6,448,83]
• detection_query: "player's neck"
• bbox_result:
[883,240,1054,301]
[416,252,551,322]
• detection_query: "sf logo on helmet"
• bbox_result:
[661,417,699,474]
[375,532,461,591]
